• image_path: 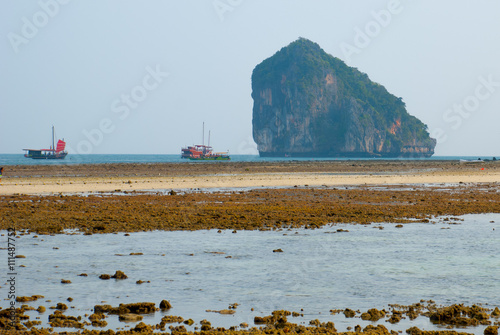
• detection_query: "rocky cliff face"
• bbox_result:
[251,38,436,157]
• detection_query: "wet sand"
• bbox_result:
[1,160,499,195]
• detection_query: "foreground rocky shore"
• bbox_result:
[1,300,499,335]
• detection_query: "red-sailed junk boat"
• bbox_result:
[23,126,68,159]
[181,123,230,160]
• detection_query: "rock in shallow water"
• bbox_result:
[111,270,128,279]
[484,325,499,335]
[360,308,385,321]
[159,300,172,310]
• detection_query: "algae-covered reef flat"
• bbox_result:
[1,183,500,234]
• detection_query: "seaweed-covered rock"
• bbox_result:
[53,303,68,310]
[117,302,155,314]
[132,321,152,332]
[429,304,491,326]
[484,326,499,335]
[111,270,128,279]
[48,311,84,328]
[344,308,356,318]
[159,300,172,310]
[388,310,403,324]
[363,324,390,335]
[361,308,386,321]
[94,302,155,315]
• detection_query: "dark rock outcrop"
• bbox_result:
[252,38,436,157]
[159,300,172,310]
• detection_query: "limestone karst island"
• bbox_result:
[252,38,437,157]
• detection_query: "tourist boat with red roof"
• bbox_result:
[181,123,230,160]
[23,126,68,159]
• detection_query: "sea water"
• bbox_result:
[0,153,496,166]
[1,213,499,333]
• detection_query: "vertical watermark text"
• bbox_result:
[6,228,17,327]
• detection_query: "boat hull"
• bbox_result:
[25,152,68,160]
[182,145,229,160]
[188,156,230,161]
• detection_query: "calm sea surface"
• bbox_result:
[2,213,499,334]
[0,154,497,166]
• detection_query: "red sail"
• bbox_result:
[56,140,66,153]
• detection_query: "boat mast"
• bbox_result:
[52,125,55,151]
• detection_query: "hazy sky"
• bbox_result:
[1,1,499,156]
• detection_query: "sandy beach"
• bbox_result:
[1,160,499,195]
[1,170,500,196]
